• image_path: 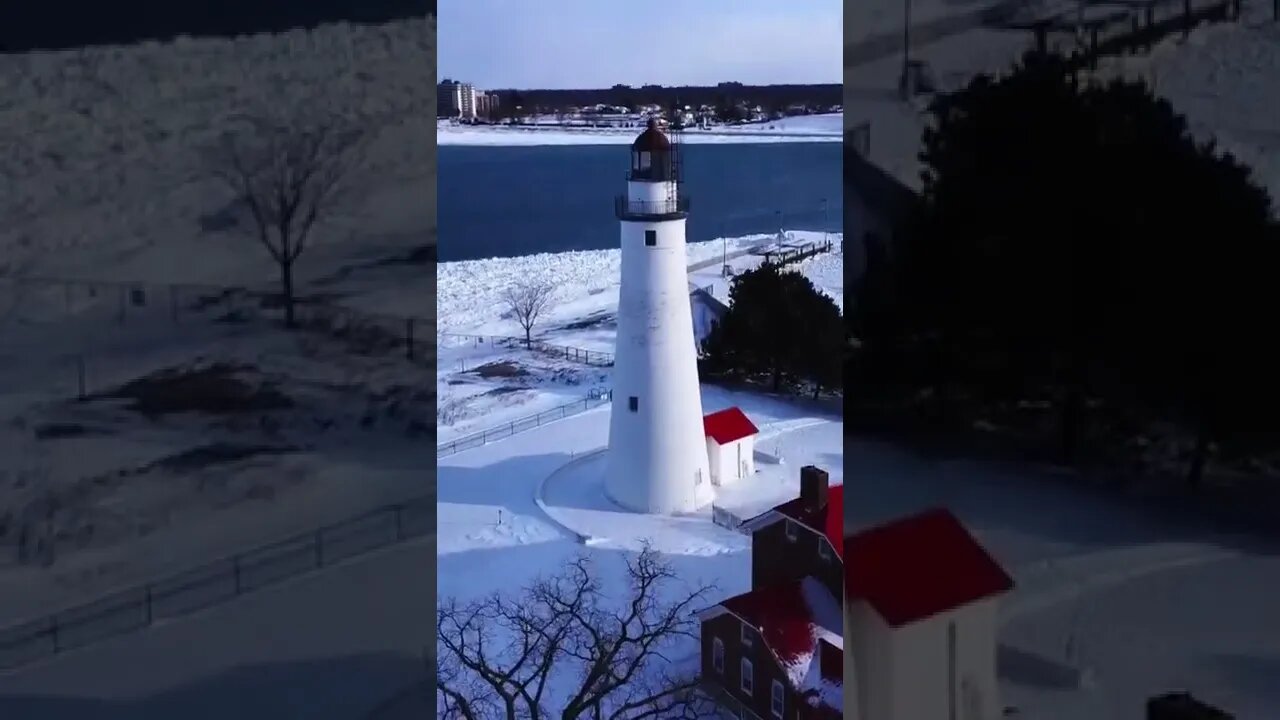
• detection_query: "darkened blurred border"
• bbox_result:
[0,0,436,53]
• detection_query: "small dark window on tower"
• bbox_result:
[629,396,638,412]
[644,230,657,247]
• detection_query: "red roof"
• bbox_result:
[703,406,759,445]
[767,483,844,560]
[845,508,1013,628]
[705,577,842,687]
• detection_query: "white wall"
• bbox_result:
[605,178,711,514]
[848,597,1001,720]
[705,436,755,486]
[847,600,894,720]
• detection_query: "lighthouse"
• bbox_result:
[605,119,713,515]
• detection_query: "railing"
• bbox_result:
[0,495,433,670]
[614,195,691,220]
[438,332,613,367]
[438,389,612,458]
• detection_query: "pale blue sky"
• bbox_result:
[438,0,841,89]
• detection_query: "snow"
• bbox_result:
[0,13,437,668]
[437,113,843,146]
[847,0,1280,206]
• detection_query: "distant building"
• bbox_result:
[474,92,499,119]
[438,78,480,120]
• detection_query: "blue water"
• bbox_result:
[438,143,842,262]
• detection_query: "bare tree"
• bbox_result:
[208,114,363,328]
[436,545,721,720]
[503,280,557,347]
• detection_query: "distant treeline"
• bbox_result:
[490,83,842,114]
[0,0,435,52]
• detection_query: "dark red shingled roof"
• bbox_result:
[712,576,841,673]
[844,507,1013,628]
[703,406,758,445]
[768,483,845,560]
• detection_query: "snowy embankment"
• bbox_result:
[0,17,436,284]
[437,112,843,146]
[435,231,842,443]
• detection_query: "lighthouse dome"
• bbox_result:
[632,118,671,151]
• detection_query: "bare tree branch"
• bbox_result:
[503,280,558,347]
[436,545,719,720]
[205,113,364,327]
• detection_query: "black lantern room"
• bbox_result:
[628,118,682,183]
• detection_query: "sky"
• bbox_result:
[437,0,841,90]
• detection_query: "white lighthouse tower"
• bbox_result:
[605,119,713,515]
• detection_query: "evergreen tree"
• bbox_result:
[702,263,843,395]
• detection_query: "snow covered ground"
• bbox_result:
[0,16,436,641]
[435,231,842,444]
[434,206,1276,716]
[434,231,845,711]
[437,112,843,146]
[847,0,1280,207]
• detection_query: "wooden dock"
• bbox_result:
[996,0,1241,71]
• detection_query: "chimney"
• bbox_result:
[800,465,829,511]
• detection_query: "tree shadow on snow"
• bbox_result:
[437,451,577,534]
[0,652,427,720]
[842,433,1280,562]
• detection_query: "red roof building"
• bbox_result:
[700,465,844,718]
[703,406,759,445]
[844,507,1013,627]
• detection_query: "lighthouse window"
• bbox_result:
[637,151,651,170]
[644,230,657,246]
[628,396,638,412]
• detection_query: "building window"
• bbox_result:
[770,680,785,718]
[638,151,651,170]
[784,519,798,542]
[818,538,831,561]
[740,622,752,647]
[645,230,657,246]
[713,637,725,674]
[629,396,638,412]
[740,658,754,696]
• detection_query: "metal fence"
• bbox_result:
[438,332,613,367]
[0,495,433,670]
[438,389,612,458]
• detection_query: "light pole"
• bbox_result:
[721,222,728,274]
[901,0,914,99]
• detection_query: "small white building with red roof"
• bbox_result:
[843,508,1014,720]
[703,406,759,486]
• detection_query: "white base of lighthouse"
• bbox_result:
[605,188,711,515]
